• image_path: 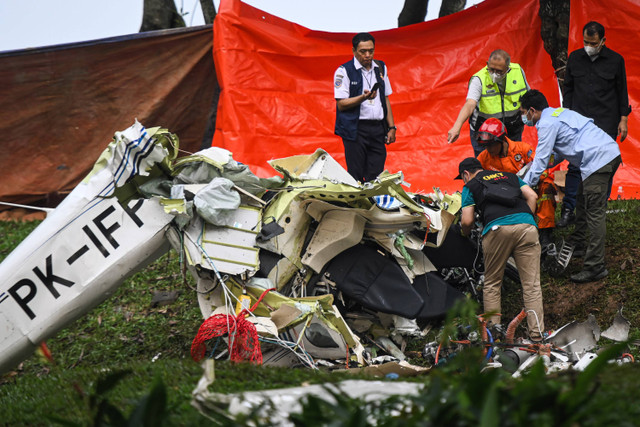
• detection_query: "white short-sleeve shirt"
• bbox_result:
[466,68,530,130]
[334,57,392,120]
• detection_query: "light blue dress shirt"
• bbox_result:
[524,107,620,186]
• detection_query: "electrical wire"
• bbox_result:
[526,309,543,340]
[184,227,322,368]
[485,327,494,360]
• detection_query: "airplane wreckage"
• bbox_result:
[0,122,633,401]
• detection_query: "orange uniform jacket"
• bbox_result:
[478,138,556,229]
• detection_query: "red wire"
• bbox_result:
[249,287,276,312]
[422,213,431,246]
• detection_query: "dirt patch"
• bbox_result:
[0,208,47,221]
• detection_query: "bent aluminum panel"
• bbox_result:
[302,210,365,273]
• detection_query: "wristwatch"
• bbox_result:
[388,126,397,130]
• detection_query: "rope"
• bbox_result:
[190,288,275,364]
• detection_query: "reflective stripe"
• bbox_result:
[480,88,527,98]
[478,111,519,119]
[537,194,554,204]
[551,107,565,117]
[473,63,527,117]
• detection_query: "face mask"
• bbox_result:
[584,45,599,56]
[522,113,534,127]
[584,39,603,57]
[490,72,504,83]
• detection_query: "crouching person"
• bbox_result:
[475,117,557,251]
[457,157,545,341]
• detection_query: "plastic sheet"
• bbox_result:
[212,0,560,195]
[0,26,216,206]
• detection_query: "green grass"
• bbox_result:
[1,200,640,425]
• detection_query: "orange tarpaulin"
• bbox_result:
[213,0,560,194]
[0,26,216,207]
[569,0,640,198]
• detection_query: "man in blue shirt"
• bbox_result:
[458,157,544,341]
[520,89,621,283]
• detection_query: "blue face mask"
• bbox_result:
[521,111,534,127]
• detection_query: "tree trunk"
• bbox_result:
[538,0,570,87]
[398,0,429,27]
[439,0,466,17]
[199,1,218,148]
[199,0,217,24]
[140,0,186,32]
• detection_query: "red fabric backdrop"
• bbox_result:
[213,0,560,194]
[569,0,640,198]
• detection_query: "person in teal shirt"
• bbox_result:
[457,157,544,341]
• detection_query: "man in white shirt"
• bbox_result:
[447,50,529,157]
[334,32,396,182]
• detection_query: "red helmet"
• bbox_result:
[477,118,506,145]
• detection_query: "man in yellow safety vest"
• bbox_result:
[447,49,529,157]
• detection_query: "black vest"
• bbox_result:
[465,170,532,225]
[334,59,388,141]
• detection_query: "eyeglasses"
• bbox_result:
[487,66,510,76]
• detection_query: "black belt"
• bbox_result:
[359,119,384,124]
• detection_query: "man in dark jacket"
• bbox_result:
[559,21,631,227]
[458,157,544,340]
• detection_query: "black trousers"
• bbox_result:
[342,120,387,182]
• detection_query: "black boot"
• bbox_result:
[556,208,575,228]
[539,228,553,248]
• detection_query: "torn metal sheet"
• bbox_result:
[255,200,312,290]
[547,314,600,360]
[301,210,366,273]
[268,148,359,186]
[178,206,262,276]
[192,276,366,365]
[1,124,466,375]
[193,379,424,426]
[375,336,406,360]
[304,200,431,237]
[0,121,175,374]
[355,360,430,377]
[243,283,366,362]
[601,309,630,342]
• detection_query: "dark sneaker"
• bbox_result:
[556,208,575,228]
[570,268,608,283]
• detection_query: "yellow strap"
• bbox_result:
[551,107,565,117]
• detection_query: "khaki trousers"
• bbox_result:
[482,223,544,339]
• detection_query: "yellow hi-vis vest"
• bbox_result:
[473,63,527,120]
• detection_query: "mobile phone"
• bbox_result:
[371,82,380,92]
